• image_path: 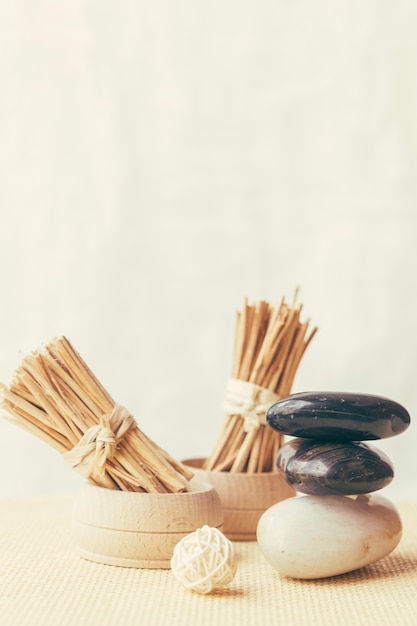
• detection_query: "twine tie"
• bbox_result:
[63,403,135,481]
[222,378,281,432]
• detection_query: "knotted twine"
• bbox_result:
[63,403,135,482]
[222,378,281,432]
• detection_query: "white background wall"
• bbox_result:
[0,1,416,500]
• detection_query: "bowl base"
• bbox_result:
[77,547,171,569]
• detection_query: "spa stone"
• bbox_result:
[276,439,394,496]
[266,391,410,441]
[256,493,402,579]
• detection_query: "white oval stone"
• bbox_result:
[256,493,402,579]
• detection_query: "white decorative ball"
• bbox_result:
[170,525,237,594]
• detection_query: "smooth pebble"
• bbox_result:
[257,493,402,579]
[266,391,410,441]
[276,438,394,496]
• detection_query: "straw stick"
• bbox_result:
[0,336,194,493]
[203,291,317,473]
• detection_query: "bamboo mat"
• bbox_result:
[1,495,417,626]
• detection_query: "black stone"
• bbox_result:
[276,438,394,496]
[266,391,410,441]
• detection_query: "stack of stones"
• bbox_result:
[256,391,411,579]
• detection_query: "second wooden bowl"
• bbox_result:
[183,458,296,541]
[72,477,224,568]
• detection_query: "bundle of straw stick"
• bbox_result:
[203,291,317,473]
[0,336,193,493]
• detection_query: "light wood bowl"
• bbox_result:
[183,458,296,541]
[72,478,224,568]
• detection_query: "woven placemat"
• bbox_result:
[1,495,416,626]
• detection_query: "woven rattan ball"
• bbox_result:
[170,525,237,594]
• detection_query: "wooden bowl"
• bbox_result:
[72,477,224,568]
[183,458,296,541]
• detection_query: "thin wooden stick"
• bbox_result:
[0,336,193,493]
[204,292,317,473]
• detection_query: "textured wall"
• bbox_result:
[0,1,416,498]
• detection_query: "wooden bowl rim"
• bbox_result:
[81,476,215,498]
